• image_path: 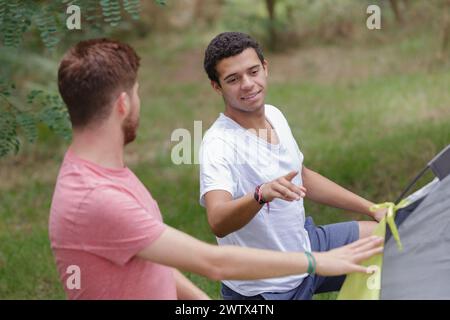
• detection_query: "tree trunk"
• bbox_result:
[265,0,277,50]
[389,0,403,24]
[442,0,450,55]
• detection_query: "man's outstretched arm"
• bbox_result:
[301,165,385,222]
[137,225,383,283]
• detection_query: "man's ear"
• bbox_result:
[263,59,269,77]
[116,92,130,117]
[210,80,222,95]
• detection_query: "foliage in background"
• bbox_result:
[220,0,450,51]
[1,0,449,300]
[0,0,165,157]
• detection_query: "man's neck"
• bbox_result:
[224,105,267,130]
[224,104,279,144]
[70,127,125,169]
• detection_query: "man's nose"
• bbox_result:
[240,74,254,90]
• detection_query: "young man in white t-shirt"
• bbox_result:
[199,32,387,300]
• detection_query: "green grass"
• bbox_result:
[0,228,64,299]
[1,26,449,300]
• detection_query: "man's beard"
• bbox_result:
[122,114,139,145]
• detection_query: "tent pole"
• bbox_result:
[394,165,430,205]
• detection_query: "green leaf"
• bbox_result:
[27,90,43,104]
[37,94,72,141]
[123,0,140,20]
[0,105,19,157]
[35,6,60,50]
[101,0,122,26]
[15,111,38,143]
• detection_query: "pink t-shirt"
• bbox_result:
[49,149,177,299]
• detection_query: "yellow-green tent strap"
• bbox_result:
[337,220,386,300]
[337,199,409,300]
[370,199,409,251]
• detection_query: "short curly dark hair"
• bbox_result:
[203,32,265,85]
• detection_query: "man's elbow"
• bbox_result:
[192,245,226,280]
[209,220,230,238]
[207,211,231,238]
[202,248,227,281]
[206,266,224,281]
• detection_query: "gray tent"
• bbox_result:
[381,145,450,299]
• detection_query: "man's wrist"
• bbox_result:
[361,200,376,217]
[254,184,268,204]
[304,251,316,275]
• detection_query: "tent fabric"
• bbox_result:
[381,174,450,299]
[385,178,439,242]
[337,213,386,300]
[337,177,448,300]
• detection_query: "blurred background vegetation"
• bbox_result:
[0,0,449,299]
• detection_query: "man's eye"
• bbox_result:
[251,69,259,75]
[227,78,237,83]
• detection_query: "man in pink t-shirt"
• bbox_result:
[49,148,176,299]
[49,38,383,300]
[49,38,184,299]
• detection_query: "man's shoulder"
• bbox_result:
[265,104,286,120]
[202,116,238,144]
[56,161,114,193]
[265,103,280,113]
[265,104,294,132]
[55,160,137,206]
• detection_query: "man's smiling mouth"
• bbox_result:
[241,90,262,100]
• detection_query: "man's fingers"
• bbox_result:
[266,171,306,201]
[284,170,298,182]
[278,180,305,198]
[352,237,384,255]
[352,246,384,263]
[346,236,374,250]
[348,264,371,274]
[272,184,299,201]
[347,235,381,250]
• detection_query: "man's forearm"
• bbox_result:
[173,269,210,300]
[302,166,374,217]
[207,192,263,238]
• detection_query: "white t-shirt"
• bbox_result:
[199,104,311,296]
